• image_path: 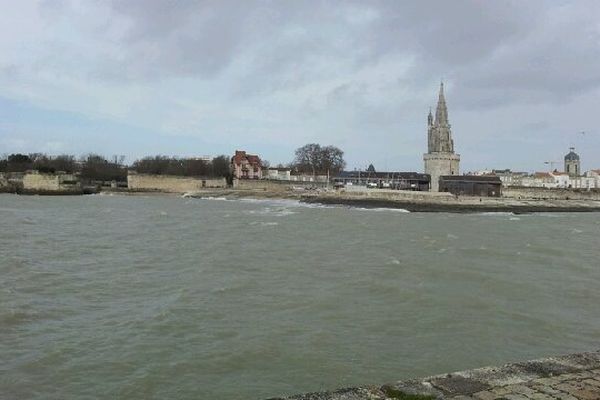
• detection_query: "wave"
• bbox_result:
[195,196,229,201]
[476,212,516,216]
[249,221,279,226]
[354,207,410,213]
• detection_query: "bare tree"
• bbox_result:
[292,143,345,175]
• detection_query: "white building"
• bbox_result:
[265,168,291,181]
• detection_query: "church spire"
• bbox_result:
[435,81,449,126]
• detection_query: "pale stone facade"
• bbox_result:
[424,83,460,191]
[22,171,80,192]
[127,172,227,193]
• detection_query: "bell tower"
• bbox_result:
[424,82,460,191]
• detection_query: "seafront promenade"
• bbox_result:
[269,351,600,400]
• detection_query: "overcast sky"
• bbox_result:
[1,0,599,172]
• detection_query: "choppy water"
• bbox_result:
[1,194,599,399]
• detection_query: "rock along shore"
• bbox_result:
[266,350,600,400]
[186,188,600,213]
[301,195,600,213]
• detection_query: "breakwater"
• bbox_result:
[269,350,600,399]
[300,190,600,213]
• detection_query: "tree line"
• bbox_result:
[0,153,127,182]
[0,153,232,181]
[131,155,230,178]
[0,143,346,181]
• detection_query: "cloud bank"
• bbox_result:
[0,0,599,171]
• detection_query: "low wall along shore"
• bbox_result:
[302,188,600,212]
[503,186,600,201]
[233,179,329,191]
[268,350,600,400]
[1,171,81,194]
[127,173,227,193]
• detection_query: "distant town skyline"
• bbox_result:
[1,1,599,172]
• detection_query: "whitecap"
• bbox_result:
[199,196,229,201]
[356,207,410,213]
[477,212,515,216]
[249,221,279,226]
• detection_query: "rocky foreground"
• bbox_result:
[266,350,600,400]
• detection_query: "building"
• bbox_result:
[265,168,291,181]
[333,171,430,191]
[439,175,502,197]
[231,150,262,180]
[564,147,581,177]
[492,169,529,187]
[424,82,460,191]
[517,171,598,189]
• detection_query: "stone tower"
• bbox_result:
[564,147,580,177]
[424,82,460,191]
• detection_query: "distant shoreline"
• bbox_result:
[186,189,600,213]
[4,189,600,213]
[301,195,600,213]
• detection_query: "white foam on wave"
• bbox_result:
[197,196,229,201]
[245,207,297,217]
[249,221,279,226]
[476,212,516,216]
[354,207,410,213]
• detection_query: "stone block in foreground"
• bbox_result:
[266,350,600,400]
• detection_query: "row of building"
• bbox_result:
[231,82,598,197]
[4,84,594,197]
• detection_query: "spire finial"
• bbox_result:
[435,80,448,126]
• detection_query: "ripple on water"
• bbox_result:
[0,194,599,400]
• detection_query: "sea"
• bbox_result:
[1,193,599,399]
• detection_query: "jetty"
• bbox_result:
[267,350,600,400]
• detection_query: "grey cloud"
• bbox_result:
[3,0,599,170]
[29,0,600,102]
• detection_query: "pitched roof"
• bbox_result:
[232,150,261,166]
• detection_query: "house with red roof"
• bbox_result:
[231,150,262,180]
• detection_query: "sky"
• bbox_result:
[0,0,599,173]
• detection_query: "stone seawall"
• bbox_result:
[503,187,600,201]
[0,171,82,194]
[268,350,600,400]
[233,179,329,191]
[127,173,227,193]
[304,190,600,213]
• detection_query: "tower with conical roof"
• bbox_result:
[424,82,460,191]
